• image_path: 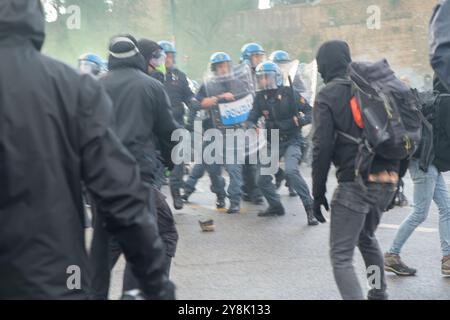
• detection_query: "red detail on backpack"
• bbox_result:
[350,96,364,129]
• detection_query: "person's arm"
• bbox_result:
[295,91,313,127]
[312,94,334,201]
[151,83,180,170]
[78,75,174,299]
[246,95,262,128]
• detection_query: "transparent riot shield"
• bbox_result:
[203,63,264,161]
[204,63,255,130]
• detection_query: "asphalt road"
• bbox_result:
[109,166,450,300]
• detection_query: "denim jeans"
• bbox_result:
[389,160,450,257]
[258,136,313,209]
[184,163,226,199]
[330,182,396,300]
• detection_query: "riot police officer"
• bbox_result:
[240,43,266,204]
[247,61,318,226]
[78,53,107,77]
[184,52,243,214]
[158,40,200,210]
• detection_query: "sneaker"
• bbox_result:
[384,253,417,276]
[258,204,285,217]
[442,255,450,277]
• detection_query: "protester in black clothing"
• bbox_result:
[312,40,399,300]
[89,35,179,300]
[0,0,173,300]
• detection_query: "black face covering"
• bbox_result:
[316,40,352,84]
[0,0,45,51]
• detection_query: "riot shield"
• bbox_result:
[204,63,255,130]
[203,63,265,161]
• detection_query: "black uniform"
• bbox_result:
[0,0,173,300]
[165,68,196,126]
[89,37,180,299]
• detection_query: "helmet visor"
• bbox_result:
[78,60,100,76]
[256,72,279,92]
[250,53,266,68]
[150,50,167,68]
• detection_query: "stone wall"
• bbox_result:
[220,0,438,87]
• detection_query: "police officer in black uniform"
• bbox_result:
[158,41,200,210]
[247,61,318,226]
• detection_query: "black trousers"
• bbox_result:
[89,214,172,300]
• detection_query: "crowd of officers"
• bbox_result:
[1,0,450,300]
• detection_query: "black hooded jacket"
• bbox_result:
[430,0,450,92]
[0,1,173,299]
[312,41,399,199]
[100,38,179,185]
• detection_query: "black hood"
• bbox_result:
[316,40,352,84]
[108,34,146,72]
[137,39,162,65]
[0,0,45,50]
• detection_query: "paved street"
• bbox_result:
[110,166,450,300]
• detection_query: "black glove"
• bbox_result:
[313,196,329,223]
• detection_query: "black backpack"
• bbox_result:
[334,59,423,180]
[431,94,450,172]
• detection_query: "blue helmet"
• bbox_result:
[158,40,177,54]
[269,50,291,64]
[210,52,232,73]
[240,43,265,62]
[210,52,232,65]
[255,61,284,91]
[78,53,105,76]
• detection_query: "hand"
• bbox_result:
[201,96,218,108]
[313,196,329,223]
[220,92,235,101]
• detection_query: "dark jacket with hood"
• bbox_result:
[312,41,399,199]
[0,0,173,300]
[100,38,179,186]
[430,0,450,92]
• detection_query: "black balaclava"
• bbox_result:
[316,40,352,84]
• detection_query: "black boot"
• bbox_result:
[258,204,285,217]
[182,188,193,202]
[227,202,240,214]
[306,208,319,226]
[171,188,184,210]
[216,196,226,209]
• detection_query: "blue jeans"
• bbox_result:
[389,160,450,257]
[184,163,226,199]
[258,136,313,209]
